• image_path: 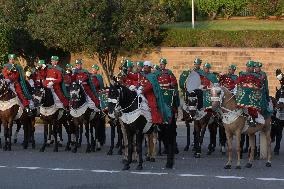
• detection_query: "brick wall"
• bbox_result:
[71,48,284,96]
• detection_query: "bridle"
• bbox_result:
[210,86,236,113]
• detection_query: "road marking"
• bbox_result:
[131,171,168,176]
[257,178,284,181]
[215,176,244,179]
[16,167,41,170]
[50,168,83,171]
[91,170,120,173]
[179,174,205,177]
[0,166,7,168]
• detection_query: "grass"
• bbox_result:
[162,20,284,31]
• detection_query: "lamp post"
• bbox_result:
[192,0,195,29]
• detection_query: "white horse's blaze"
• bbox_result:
[107,98,118,104]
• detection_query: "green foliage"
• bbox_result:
[196,0,224,20]
[159,0,192,21]
[221,0,248,19]
[0,27,11,66]
[161,28,284,48]
[248,0,284,19]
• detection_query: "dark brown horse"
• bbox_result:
[0,79,34,150]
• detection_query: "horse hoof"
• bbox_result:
[158,151,162,156]
[150,158,155,162]
[14,139,17,144]
[65,147,71,151]
[32,143,36,149]
[58,143,63,147]
[122,159,128,164]
[184,146,189,151]
[122,165,130,171]
[235,166,241,169]
[194,154,201,158]
[243,148,248,153]
[175,148,179,154]
[266,162,272,167]
[192,147,196,152]
[53,148,58,152]
[222,152,226,156]
[136,165,143,170]
[245,163,252,168]
[274,151,279,155]
[224,165,231,169]
[117,150,122,155]
[23,145,28,150]
[166,162,173,169]
[145,157,150,161]
[39,148,45,152]
[96,148,101,151]
[132,160,138,163]
[3,146,7,151]
[207,151,212,155]
[72,149,77,153]
[107,150,113,155]
[115,143,120,148]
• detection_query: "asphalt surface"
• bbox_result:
[0,123,284,189]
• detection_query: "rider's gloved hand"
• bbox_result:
[5,79,11,83]
[47,81,54,88]
[42,64,46,69]
[137,86,143,95]
[129,85,136,91]
[78,80,82,84]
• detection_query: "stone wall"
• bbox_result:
[71,48,284,95]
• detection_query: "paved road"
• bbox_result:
[0,123,284,189]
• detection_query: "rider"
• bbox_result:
[71,59,100,107]
[255,61,272,117]
[35,60,48,87]
[135,61,171,124]
[236,60,263,126]
[43,56,69,109]
[64,64,73,94]
[200,63,218,111]
[157,58,180,113]
[219,65,238,91]
[121,60,134,87]
[91,64,104,92]
[2,54,33,115]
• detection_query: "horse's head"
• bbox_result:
[107,82,122,118]
[210,85,224,111]
[70,82,81,100]
[276,86,284,110]
[184,90,199,121]
[34,85,44,107]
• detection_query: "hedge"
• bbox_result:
[160,28,284,48]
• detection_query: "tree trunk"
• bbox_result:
[97,52,118,87]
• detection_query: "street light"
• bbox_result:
[192,0,195,29]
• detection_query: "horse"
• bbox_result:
[34,85,71,152]
[108,80,176,169]
[210,85,272,169]
[69,81,103,153]
[271,86,284,155]
[0,79,35,150]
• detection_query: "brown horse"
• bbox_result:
[0,79,34,150]
[210,86,272,169]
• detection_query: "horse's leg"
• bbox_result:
[85,121,91,153]
[246,134,255,168]
[157,130,162,156]
[14,120,21,144]
[121,123,128,161]
[53,123,58,152]
[107,121,115,155]
[79,125,83,147]
[22,121,28,149]
[274,123,283,155]
[166,122,175,169]
[151,131,157,162]
[90,120,96,152]
[265,129,272,167]
[236,131,242,169]
[3,121,8,151]
[72,123,79,153]
[40,123,48,152]
[136,130,143,170]
[7,120,13,151]
[184,120,191,151]
[58,124,63,147]
[47,124,53,145]
[117,123,123,155]
[219,123,227,155]
[0,122,2,149]
[145,133,151,161]
[207,122,217,155]
[64,122,71,151]
[193,121,201,157]
[123,125,132,170]
[31,118,36,149]
[224,132,233,169]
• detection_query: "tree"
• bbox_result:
[0,27,11,66]
[221,0,248,19]
[27,0,169,84]
[248,0,284,19]
[196,0,224,20]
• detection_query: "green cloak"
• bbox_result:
[3,63,32,100]
[142,72,172,123]
[92,74,104,90]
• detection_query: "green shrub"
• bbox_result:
[0,27,11,66]
[160,28,284,48]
